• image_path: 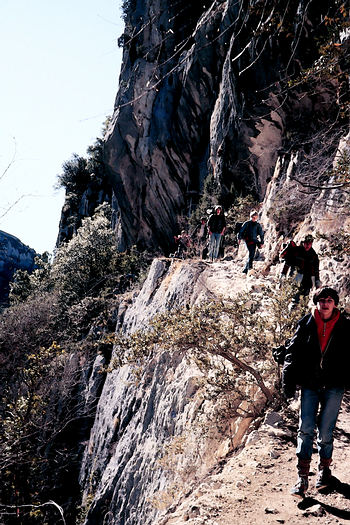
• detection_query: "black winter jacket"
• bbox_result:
[282,312,350,397]
[207,213,226,234]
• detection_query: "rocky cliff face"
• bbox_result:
[74,2,350,523]
[0,231,37,306]
[104,0,348,253]
[78,203,349,525]
[79,258,270,525]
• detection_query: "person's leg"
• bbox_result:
[248,244,256,270]
[213,233,221,259]
[291,388,319,497]
[315,387,344,490]
[208,234,216,260]
[243,244,255,273]
[296,388,319,459]
[317,387,344,459]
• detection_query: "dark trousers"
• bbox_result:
[243,243,256,273]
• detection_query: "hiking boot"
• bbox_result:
[316,467,332,490]
[291,475,308,498]
[291,458,311,498]
[316,460,332,491]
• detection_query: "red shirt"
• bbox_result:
[314,307,340,353]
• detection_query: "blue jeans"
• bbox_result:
[297,387,344,460]
[209,233,222,260]
[243,243,257,273]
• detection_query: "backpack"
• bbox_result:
[280,240,297,260]
[234,221,243,235]
[272,345,287,364]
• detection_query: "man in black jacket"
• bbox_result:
[281,287,350,498]
[294,234,321,298]
[207,205,226,261]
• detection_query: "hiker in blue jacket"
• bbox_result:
[237,210,264,274]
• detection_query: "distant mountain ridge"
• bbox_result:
[0,230,37,306]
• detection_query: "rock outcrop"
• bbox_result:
[104,0,348,253]
[0,231,37,306]
[79,258,271,525]
[74,2,350,523]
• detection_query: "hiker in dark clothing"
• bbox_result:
[294,234,321,296]
[207,205,226,261]
[237,210,264,274]
[174,230,191,258]
[279,287,350,498]
[279,239,298,277]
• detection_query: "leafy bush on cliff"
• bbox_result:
[121,0,136,20]
[0,203,151,523]
[10,203,150,307]
[9,252,52,304]
[52,203,150,304]
[110,280,307,412]
[57,153,91,193]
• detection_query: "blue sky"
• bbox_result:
[0,0,124,254]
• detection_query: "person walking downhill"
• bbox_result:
[237,210,264,274]
[294,234,321,298]
[207,205,226,262]
[281,287,350,498]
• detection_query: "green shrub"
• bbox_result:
[51,203,150,304]
[109,282,308,410]
[56,153,90,192]
[9,252,52,305]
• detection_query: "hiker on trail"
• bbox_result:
[207,205,226,262]
[279,239,298,278]
[293,234,321,300]
[191,217,208,258]
[280,287,350,498]
[173,230,191,259]
[237,210,264,274]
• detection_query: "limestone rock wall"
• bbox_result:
[104,0,346,253]
[79,258,268,525]
[260,131,350,301]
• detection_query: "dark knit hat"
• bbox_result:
[302,234,314,243]
[313,287,339,306]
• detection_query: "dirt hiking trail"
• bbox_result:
[158,256,350,525]
[161,392,350,525]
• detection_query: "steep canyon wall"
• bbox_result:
[74,1,349,523]
[104,0,348,252]
[0,231,37,306]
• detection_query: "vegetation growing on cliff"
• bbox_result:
[110,280,307,411]
[0,204,150,524]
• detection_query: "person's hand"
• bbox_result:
[315,279,321,289]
